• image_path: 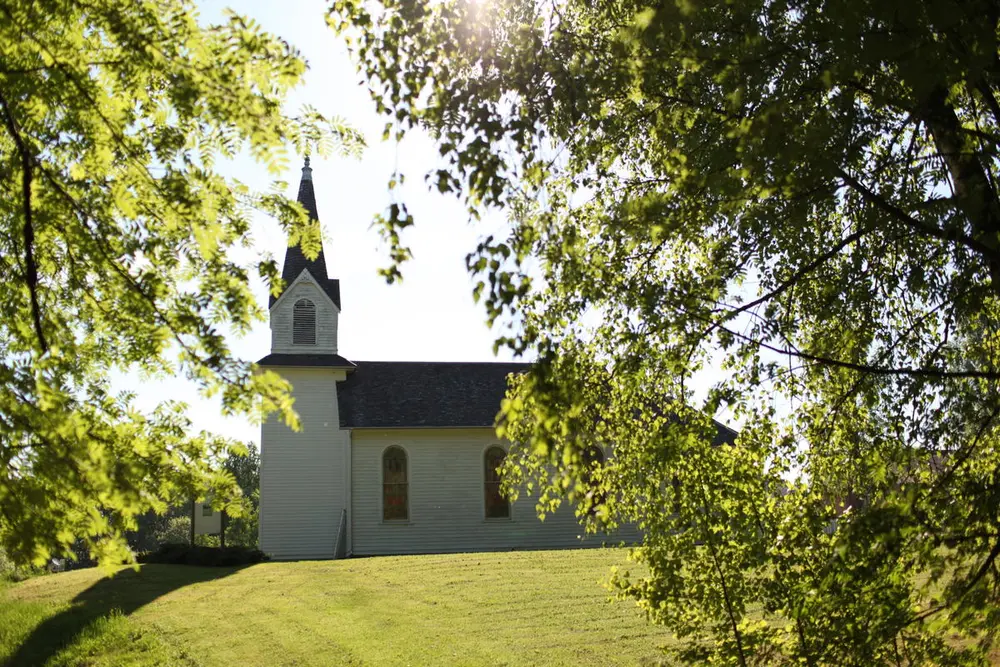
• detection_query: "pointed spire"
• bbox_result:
[295,156,319,221]
[270,158,342,309]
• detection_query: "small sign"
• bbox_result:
[193,501,222,536]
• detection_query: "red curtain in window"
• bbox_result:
[484,447,509,518]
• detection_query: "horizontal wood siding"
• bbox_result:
[260,368,347,560]
[351,429,640,556]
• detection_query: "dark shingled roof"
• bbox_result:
[262,356,738,439]
[712,422,738,446]
[270,159,342,309]
[257,353,356,368]
[337,361,530,428]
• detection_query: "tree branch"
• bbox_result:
[835,166,1000,264]
[917,87,1000,289]
[976,81,1000,129]
[906,534,1000,627]
[0,60,125,75]
[33,164,247,389]
[718,324,1000,380]
[931,403,1000,498]
[695,476,748,667]
[696,226,870,349]
[0,88,47,353]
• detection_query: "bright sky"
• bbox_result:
[124,0,517,444]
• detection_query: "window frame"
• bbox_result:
[292,298,317,346]
[483,445,511,520]
[381,445,410,523]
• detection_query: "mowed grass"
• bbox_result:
[0,549,672,666]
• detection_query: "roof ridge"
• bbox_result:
[352,359,531,365]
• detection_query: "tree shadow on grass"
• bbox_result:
[5,564,246,666]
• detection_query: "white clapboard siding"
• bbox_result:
[270,272,339,354]
[350,429,641,556]
[260,368,348,560]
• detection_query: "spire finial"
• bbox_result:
[302,156,312,181]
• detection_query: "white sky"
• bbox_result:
[122,0,738,445]
[122,0,518,444]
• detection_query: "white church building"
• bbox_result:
[257,160,642,560]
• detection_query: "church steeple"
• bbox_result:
[269,158,341,309]
[296,156,318,221]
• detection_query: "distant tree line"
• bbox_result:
[126,444,261,552]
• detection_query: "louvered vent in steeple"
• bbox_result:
[292,298,316,345]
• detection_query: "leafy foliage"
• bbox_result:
[331,0,1000,663]
[0,0,362,568]
[222,443,260,548]
[0,546,42,583]
[151,516,191,549]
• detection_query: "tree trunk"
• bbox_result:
[920,86,1000,291]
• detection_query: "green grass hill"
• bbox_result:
[0,548,671,666]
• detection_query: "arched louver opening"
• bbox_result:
[484,446,510,519]
[382,446,408,521]
[292,298,316,345]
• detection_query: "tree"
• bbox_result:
[126,507,173,554]
[331,0,1000,663]
[222,442,260,548]
[0,0,361,568]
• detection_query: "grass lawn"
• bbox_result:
[0,549,672,666]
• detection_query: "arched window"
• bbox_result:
[484,446,510,519]
[382,446,408,521]
[292,299,316,345]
